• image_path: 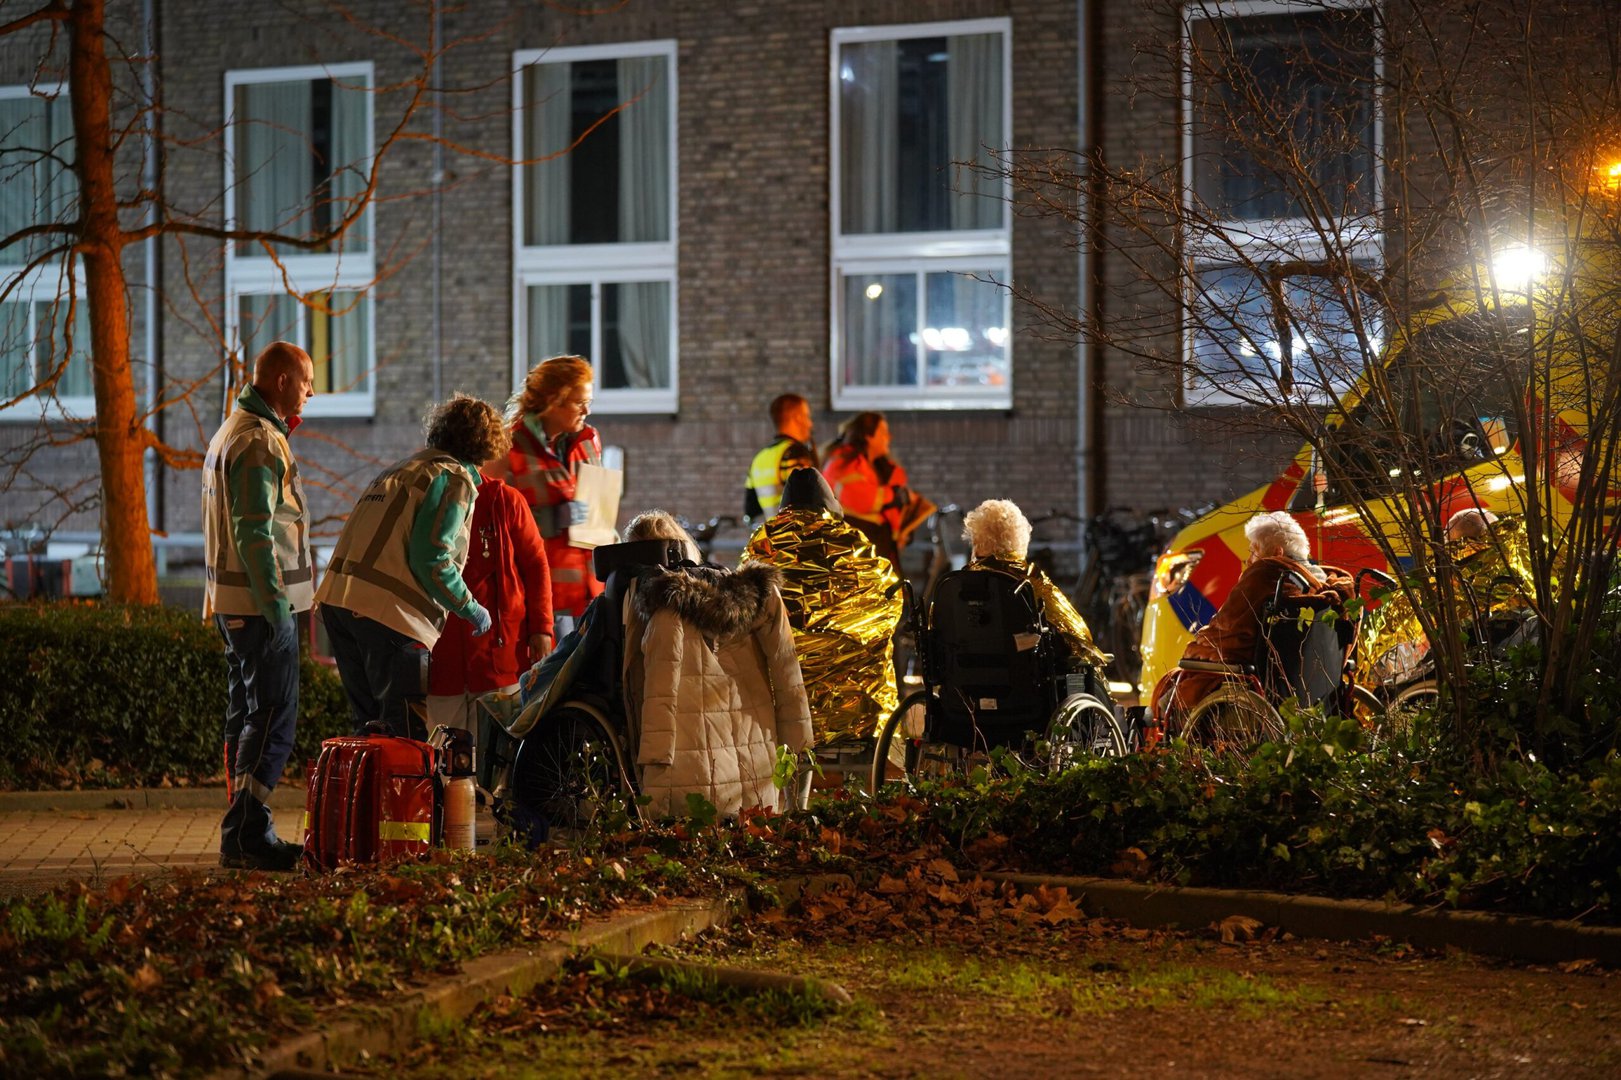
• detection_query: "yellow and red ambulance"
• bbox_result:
[1137,243,1620,699]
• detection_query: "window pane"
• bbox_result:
[1,94,76,261]
[522,54,671,247]
[839,32,1004,235]
[308,290,369,394]
[1191,11,1375,221]
[923,271,1008,388]
[239,293,300,366]
[36,298,91,399]
[1,302,29,398]
[841,273,918,388]
[601,281,670,390]
[526,284,591,363]
[1190,263,1381,400]
[234,77,370,254]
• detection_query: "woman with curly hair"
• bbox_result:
[316,393,511,738]
[501,355,604,619]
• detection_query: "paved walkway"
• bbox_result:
[0,787,493,897]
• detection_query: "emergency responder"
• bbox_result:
[743,393,818,520]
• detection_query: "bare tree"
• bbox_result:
[1001,0,1621,764]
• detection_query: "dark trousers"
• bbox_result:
[217,613,300,856]
[322,605,430,740]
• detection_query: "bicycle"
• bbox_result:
[682,514,744,565]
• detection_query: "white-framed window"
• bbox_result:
[224,63,376,417]
[513,41,677,414]
[1182,0,1383,406]
[830,19,1012,411]
[1,83,93,420]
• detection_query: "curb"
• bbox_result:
[210,896,735,1079]
[0,785,306,813]
[982,871,1621,965]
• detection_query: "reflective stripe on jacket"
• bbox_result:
[502,419,604,616]
[202,385,314,620]
[315,448,478,649]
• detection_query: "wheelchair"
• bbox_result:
[1169,569,1381,750]
[868,566,1128,791]
[479,537,696,842]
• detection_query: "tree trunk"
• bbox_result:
[69,0,157,604]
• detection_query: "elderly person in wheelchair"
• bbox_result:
[1151,510,1355,746]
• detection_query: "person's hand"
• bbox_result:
[267,613,297,653]
[467,601,493,637]
[528,632,554,659]
[562,499,590,527]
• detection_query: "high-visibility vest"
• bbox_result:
[315,449,477,649]
[746,438,794,515]
[202,404,314,618]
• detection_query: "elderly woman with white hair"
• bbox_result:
[962,499,1111,674]
[1152,510,1353,724]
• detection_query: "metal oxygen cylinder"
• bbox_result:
[434,726,477,851]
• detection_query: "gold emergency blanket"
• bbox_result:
[967,554,1113,677]
[743,509,903,741]
[1358,515,1538,689]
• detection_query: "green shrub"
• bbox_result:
[0,602,349,789]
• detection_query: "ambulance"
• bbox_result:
[1137,242,1619,699]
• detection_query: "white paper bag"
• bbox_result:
[568,462,623,549]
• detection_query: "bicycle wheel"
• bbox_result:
[1384,680,1439,736]
[508,703,632,844]
[1044,694,1129,771]
[1182,684,1284,753]
[869,690,967,790]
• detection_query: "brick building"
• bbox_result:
[2,0,1393,571]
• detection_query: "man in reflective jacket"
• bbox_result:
[743,393,817,520]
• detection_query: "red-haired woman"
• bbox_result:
[501,355,603,619]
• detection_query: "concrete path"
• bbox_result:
[0,786,493,897]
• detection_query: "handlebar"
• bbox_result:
[1356,568,1399,594]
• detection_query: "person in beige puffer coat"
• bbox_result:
[621,512,812,818]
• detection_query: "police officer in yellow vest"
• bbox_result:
[203,341,316,872]
[315,394,511,740]
[743,393,818,520]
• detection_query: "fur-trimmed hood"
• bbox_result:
[633,563,784,644]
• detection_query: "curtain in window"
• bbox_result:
[237,81,312,252]
[523,63,572,246]
[328,81,370,251]
[327,290,368,393]
[617,56,669,244]
[239,293,299,369]
[839,43,899,235]
[1,99,46,259]
[610,280,668,389]
[526,284,571,363]
[0,302,28,398]
[946,34,1004,231]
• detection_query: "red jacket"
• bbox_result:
[428,476,554,694]
[504,420,604,617]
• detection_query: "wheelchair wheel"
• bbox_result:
[1044,693,1128,770]
[507,703,632,845]
[870,690,967,790]
[1182,684,1284,752]
[1385,680,1439,735]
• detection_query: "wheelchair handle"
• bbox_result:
[1356,568,1399,593]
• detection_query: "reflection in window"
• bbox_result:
[1189,263,1381,402]
[841,270,1009,392]
[0,92,76,262]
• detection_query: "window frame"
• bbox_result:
[1180,0,1385,407]
[223,62,377,419]
[0,82,94,422]
[829,17,1014,412]
[511,39,679,415]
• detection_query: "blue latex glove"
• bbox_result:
[559,499,590,528]
[267,614,298,654]
[467,601,493,637]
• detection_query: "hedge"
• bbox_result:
[0,602,350,789]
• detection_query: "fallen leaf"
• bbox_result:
[1558,958,1598,974]
[1215,915,1265,944]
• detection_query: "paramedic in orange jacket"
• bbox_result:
[822,411,910,571]
[502,355,603,618]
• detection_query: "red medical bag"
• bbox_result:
[303,732,441,871]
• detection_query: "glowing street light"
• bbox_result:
[1491,244,1547,290]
